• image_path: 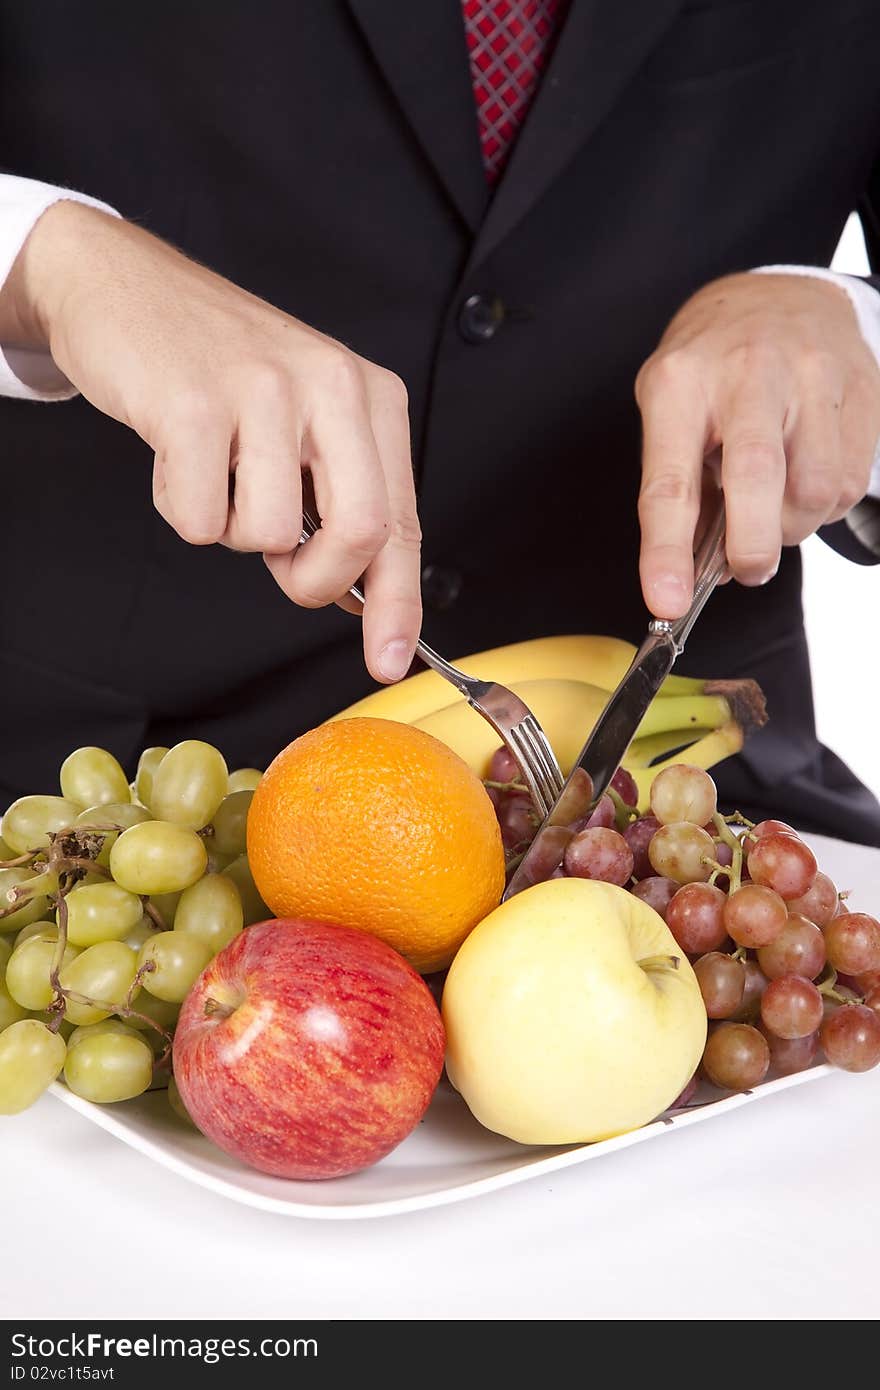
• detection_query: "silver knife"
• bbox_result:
[504,491,728,899]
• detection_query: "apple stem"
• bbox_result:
[203,996,235,1021]
[638,954,681,973]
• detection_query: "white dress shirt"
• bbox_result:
[1,173,879,501]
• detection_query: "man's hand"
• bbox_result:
[2,203,421,682]
[635,272,880,618]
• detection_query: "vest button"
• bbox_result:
[421,564,463,610]
[458,293,505,344]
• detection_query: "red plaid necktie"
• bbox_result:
[463,0,571,186]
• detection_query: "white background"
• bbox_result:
[804,216,879,801]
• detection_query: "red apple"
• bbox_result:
[173,919,445,1180]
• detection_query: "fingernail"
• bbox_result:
[760,565,779,586]
[377,640,412,682]
[653,575,689,611]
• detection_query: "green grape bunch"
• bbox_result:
[0,742,266,1115]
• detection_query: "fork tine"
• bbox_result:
[521,718,565,799]
[506,725,555,819]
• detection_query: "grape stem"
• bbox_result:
[816,964,864,1007]
[142,899,167,931]
[607,786,637,831]
[0,850,39,869]
[483,779,530,795]
[710,812,744,893]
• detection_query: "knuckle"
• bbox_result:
[635,349,694,402]
[389,509,422,550]
[245,360,292,410]
[322,348,366,401]
[338,507,389,558]
[799,347,839,386]
[639,471,699,508]
[176,514,227,546]
[788,467,838,514]
[373,367,409,412]
[726,437,783,480]
[836,477,866,513]
[726,340,781,379]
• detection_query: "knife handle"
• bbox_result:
[649,492,727,656]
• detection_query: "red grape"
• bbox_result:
[756,914,826,981]
[487,747,520,784]
[760,976,824,1040]
[864,987,880,1013]
[648,823,715,885]
[723,884,788,948]
[694,952,746,1018]
[820,1005,880,1072]
[751,818,798,840]
[623,815,661,879]
[666,883,728,955]
[702,1024,770,1090]
[630,875,677,919]
[564,827,634,886]
[823,913,880,977]
[511,825,572,887]
[855,969,880,994]
[785,871,838,929]
[650,765,717,827]
[761,1026,819,1077]
[746,832,817,900]
[734,958,769,1020]
[584,795,616,830]
[499,793,537,851]
[610,767,638,807]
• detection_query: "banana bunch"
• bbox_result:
[329,635,766,811]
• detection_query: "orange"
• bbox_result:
[247,717,506,973]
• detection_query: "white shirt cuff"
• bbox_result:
[0,175,119,400]
[753,263,880,501]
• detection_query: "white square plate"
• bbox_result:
[46,831,874,1219]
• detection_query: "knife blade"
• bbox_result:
[504,493,728,899]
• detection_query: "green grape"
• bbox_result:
[0,935,11,971]
[109,821,207,895]
[124,916,158,951]
[121,991,180,1034]
[66,1018,141,1050]
[65,881,144,948]
[149,891,181,929]
[0,868,51,933]
[0,834,14,860]
[138,931,212,1003]
[223,854,270,926]
[227,768,262,794]
[0,973,28,1031]
[0,1019,67,1114]
[134,746,169,808]
[75,802,152,865]
[149,740,228,830]
[1,795,79,855]
[6,936,78,1010]
[60,747,131,809]
[60,941,140,1025]
[63,1028,153,1103]
[174,874,243,954]
[167,1075,197,1126]
[211,790,254,859]
[14,920,58,950]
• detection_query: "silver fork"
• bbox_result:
[298,512,565,817]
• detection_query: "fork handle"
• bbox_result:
[299,512,474,697]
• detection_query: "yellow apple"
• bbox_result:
[442,877,707,1144]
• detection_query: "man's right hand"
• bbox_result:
[2,203,422,683]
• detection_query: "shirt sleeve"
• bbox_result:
[0,174,119,401]
[752,264,880,500]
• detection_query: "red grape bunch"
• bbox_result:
[485,755,880,1093]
